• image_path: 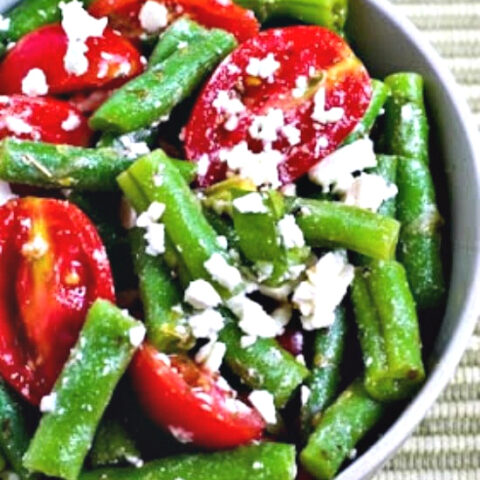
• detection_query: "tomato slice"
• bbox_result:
[184,26,372,187]
[0,95,92,146]
[0,198,115,404]
[0,25,143,96]
[131,344,265,449]
[88,0,259,43]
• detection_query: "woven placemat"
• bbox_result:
[374,1,480,478]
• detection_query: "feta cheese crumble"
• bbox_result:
[292,75,308,98]
[195,340,226,372]
[292,251,354,330]
[311,86,344,124]
[213,90,245,131]
[184,279,222,310]
[40,392,57,413]
[21,68,49,96]
[138,1,169,34]
[188,308,224,339]
[248,108,300,146]
[204,253,242,291]
[343,173,398,212]
[308,138,377,193]
[277,214,305,249]
[246,53,280,83]
[61,111,81,131]
[0,14,10,31]
[60,0,108,76]
[301,385,311,406]
[5,116,33,135]
[128,324,146,347]
[136,201,166,256]
[232,192,267,214]
[248,390,276,424]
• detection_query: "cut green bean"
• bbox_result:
[0,138,132,191]
[368,155,398,218]
[351,261,425,402]
[233,0,347,31]
[301,308,347,437]
[343,79,390,145]
[300,379,384,480]
[396,156,445,309]
[0,380,33,479]
[23,300,144,480]
[129,228,192,352]
[118,150,242,297]
[383,73,429,164]
[219,311,309,408]
[90,418,141,469]
[90,29,236,133]
[289,198,400,260]
[81,442,296,480]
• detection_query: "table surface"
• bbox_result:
[375,1,480,478]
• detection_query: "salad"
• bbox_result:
[0,0,445,479]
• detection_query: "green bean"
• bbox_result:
[343,79,390,145]
[219,310,309,408]
[129,228,192,352]
[90,418,141,469]
[81,443,297,480]
[383,73,429,164]
[90,29,236,134]
[301,308,347,437]
[289,198,400,260]
[23,300,144,480]
[396,156,445,309]
[351,261,425,402]
[300,379,384,480]
[233,0,347,31]
[118,150,243,297]
[0,138,132,191]
[0,380,33,479]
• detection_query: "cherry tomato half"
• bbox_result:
[0,95,92,146]
[0,25,143,96]
[184,26,372,187]
[131,344,265,449]
[0,198,115,404]
[89,0,259,43]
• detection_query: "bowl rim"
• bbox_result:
[338,1,480,479]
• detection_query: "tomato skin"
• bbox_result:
[131,344,265,449]
[277,327,304,357]
[0,95,92,146]
[0,25,143,96]
[184,26,372,186]
[88,0,259,43]
[0,198,115,404]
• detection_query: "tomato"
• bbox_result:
[131,344,265,449]
[184,26,372,187]
[0,95,92,146]
[0,198,115,404]
[277,326,304,357]
[69,89,114,114]
[0,25,143,96]
[88,0,259,43]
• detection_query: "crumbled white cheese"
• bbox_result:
[21,68,49,96]
[5,116,33,135]
[258,283,293,301]
[301,385,311,405]
[292,75,308,98]
[281,124,301,146]
[232,192,267,214]
[246,54,280,83]
[277,214,305,249]
[292,251,354,330]
[128,324,146,347]
[227,295,288,340]
[216,235,228,249]
[219,141,283,189]
[195,154,210,178]
[21,234,49,259]
[253,461,264,470]
[308,138,377,193]
[125,455,144,468]
[61,111,81,131]
[138,1,169,34]
[136,202,165,226]
[116,134,150,159]
[188,309,224,339]
[195,340,226,372]
[136,202,166,256]
[168,425,193,444]
[0,14,10,31]
[311,87,344,124]
[60,0,108,76]
[343,173,398,212]
[204,253,242,291]
[280,183,296,197]
[39,392,57,413]
[0,182,16,206]
[240,335,257,348]
[249,108,285,143]
[248,390,276,424]
[213,90,245,132]
[271,304,292,326]
[184,279,222,310]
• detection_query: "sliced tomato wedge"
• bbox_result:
[88,0,259,43]
[0,25,143,96]
[184,26,372,187]
[0,95,92,146]
[131,344,265,449]
[0,198,115,404]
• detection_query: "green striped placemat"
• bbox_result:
[375,1,480,478]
